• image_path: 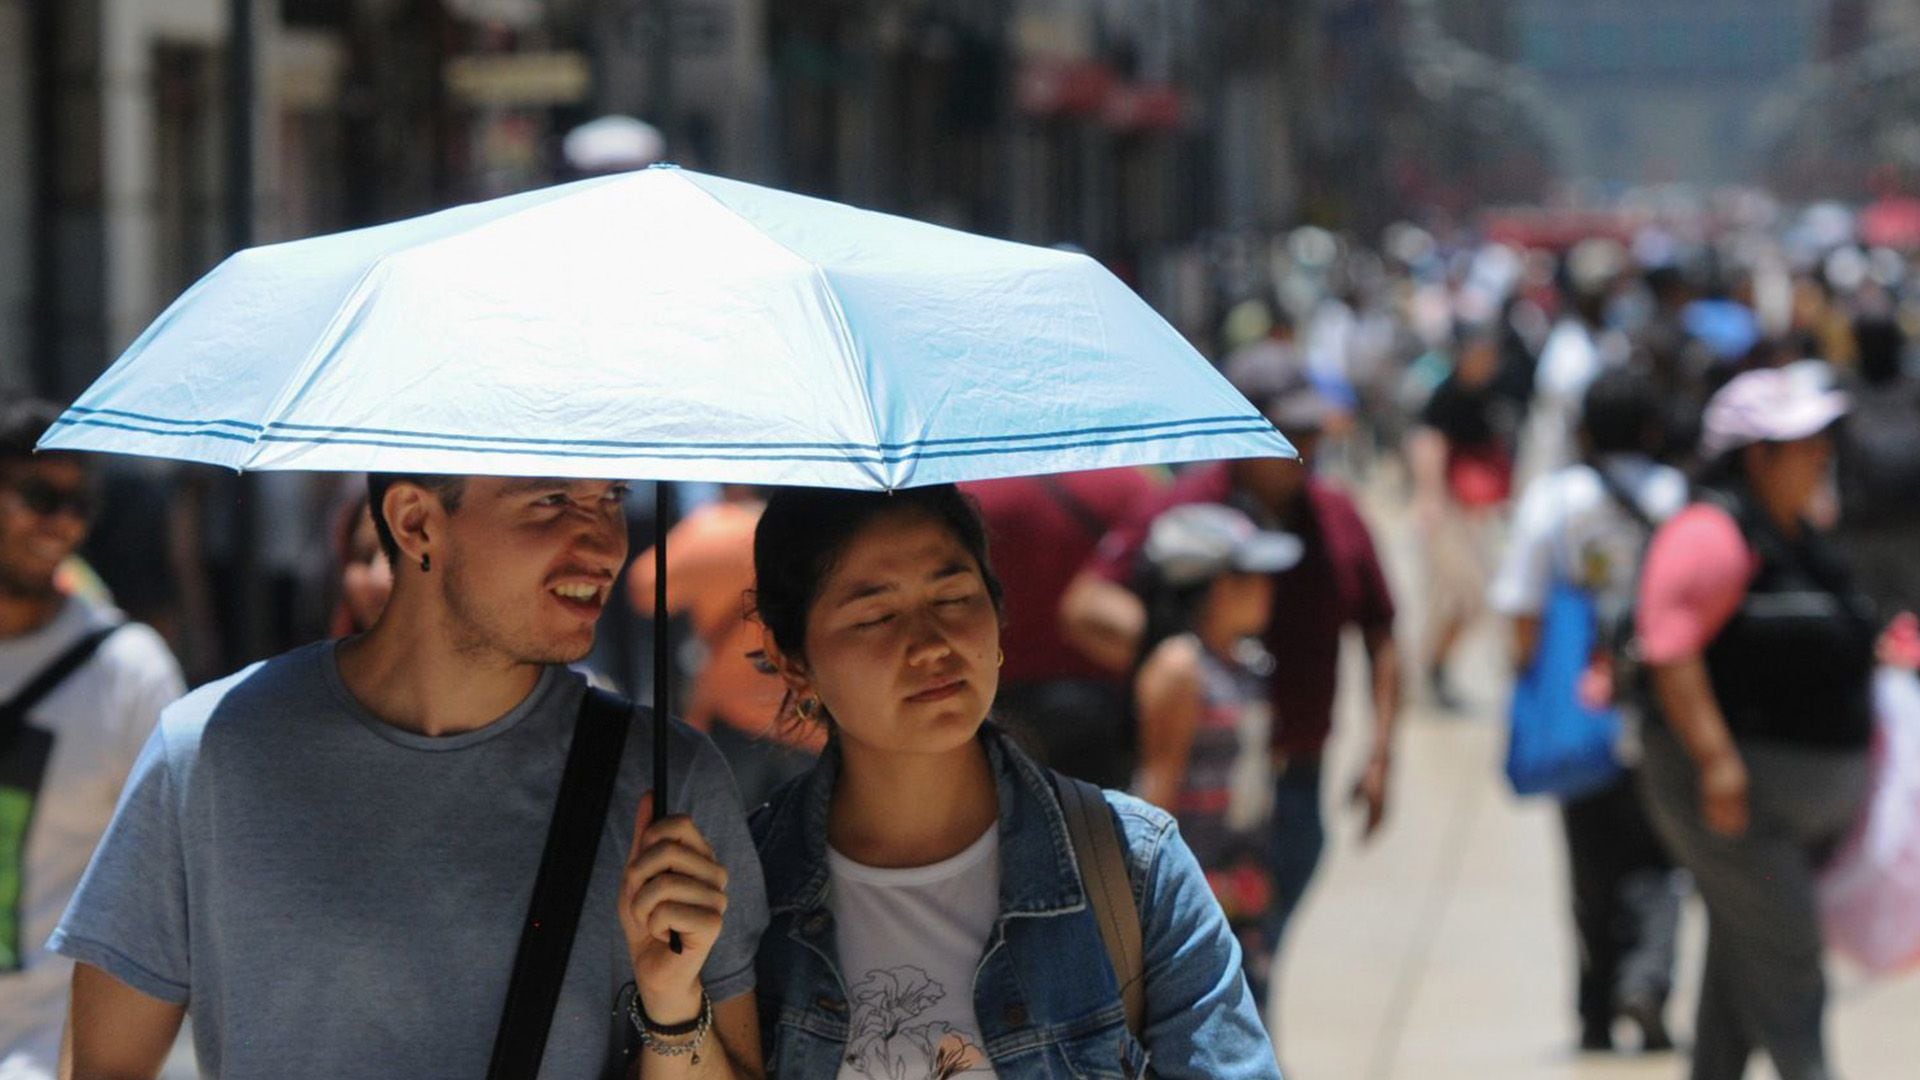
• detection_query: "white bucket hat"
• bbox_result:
[1699,366,1850,460]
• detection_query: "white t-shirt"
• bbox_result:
[0,597,184,1075]
[828,827,1002,1080]
[1489,455,1688,619]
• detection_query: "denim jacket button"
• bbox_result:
[1003,1002,1029,1027]
[816,994,847,1014]
[802,912,832,935]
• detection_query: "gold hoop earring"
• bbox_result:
[797,697,819,720]
[997,649,1004,668]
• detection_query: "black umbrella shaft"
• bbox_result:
[652,484,682,954]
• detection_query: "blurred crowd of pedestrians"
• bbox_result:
[7,199,1920,1077]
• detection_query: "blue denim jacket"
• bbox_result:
[749,725,1282,1079]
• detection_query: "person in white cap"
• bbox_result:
[1130,503,1303,1014]
[1632,365,1877,1080]
[1489,368,1687,1054]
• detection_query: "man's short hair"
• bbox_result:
[0,397,70,463]
[366,474,467,562]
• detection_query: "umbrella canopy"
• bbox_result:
[42,165,1292,487]
[40,165,1295,870]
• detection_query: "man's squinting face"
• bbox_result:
[797,512,1001,758]
[0,457,90,600]
[435,477,628,665]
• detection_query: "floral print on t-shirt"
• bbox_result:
[844,966,990,1079]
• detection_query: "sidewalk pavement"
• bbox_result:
[1272,480,1920,1080]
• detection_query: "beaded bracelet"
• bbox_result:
[629,990,713,1064]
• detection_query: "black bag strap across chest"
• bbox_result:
[486,686,634,1080]
[0,624,121,747]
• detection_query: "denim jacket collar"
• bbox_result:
[759,724,1088,920]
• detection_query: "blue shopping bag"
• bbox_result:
[1505,580,1624,799]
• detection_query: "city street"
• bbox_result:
[1276,476,1920,1080]
[12,2,1920,1077]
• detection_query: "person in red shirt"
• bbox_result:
[1061,385,1402,973]
[630,485,814,806]
[962,467,1161,788]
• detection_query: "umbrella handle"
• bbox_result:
[651,484,684,955]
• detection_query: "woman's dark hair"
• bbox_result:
[1580,367,1663,458]
[752,484,1005,671]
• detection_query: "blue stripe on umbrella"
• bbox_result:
[53,412,1275,466]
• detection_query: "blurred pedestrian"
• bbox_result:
[749,485,1281,1079]
[630,484,810,807]
[1635,368,1876,1080]
[1132,503,1302,1010]
[1490,369,1685,1053]
[964,467,1160,788]
[1835,313,1920,618]
[327,493,392,636]
[0,399,184,1079]
[1520,242,1627,486]
[1409,323,1517,710]
[1062,382,1401,980]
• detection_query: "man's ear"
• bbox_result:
[382,481,443,569]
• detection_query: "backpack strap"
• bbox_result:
[0,624,121,747]
[486,686,633,1080]
[1588,460,1658,534]
[1051,769,1145,1040]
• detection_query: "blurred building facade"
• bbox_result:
[1509,0,1822,186]
[1759,0,1920,200]
[5,0,1553,401]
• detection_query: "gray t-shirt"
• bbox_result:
[50,641,766,1078]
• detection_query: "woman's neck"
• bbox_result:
[828,734,998,869]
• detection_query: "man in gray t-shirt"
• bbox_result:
[53,475,769,1078]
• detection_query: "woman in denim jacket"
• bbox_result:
[746,484,1280,1079]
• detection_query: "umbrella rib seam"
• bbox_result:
[666,174,887,484]
[246,259,392,470]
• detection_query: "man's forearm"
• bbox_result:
[632,1041,757,1080]
[632,991,763,1080]
[1651,658,1738,768]
[1365,629,1401,754]
[1059,574,1146,674]
[1508,615,1542,674]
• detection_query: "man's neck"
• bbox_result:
[334,603,544,738]
[0,590,68,640]
[828,735,997,869]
